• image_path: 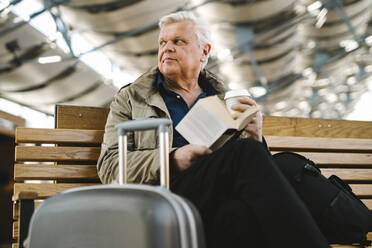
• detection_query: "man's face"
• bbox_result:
[158,20,207,78]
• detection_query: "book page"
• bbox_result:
[235,106,259,130]
[201,96,235,129]
[176,100,228,147]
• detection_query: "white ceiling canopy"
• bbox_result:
[0,0,371,119]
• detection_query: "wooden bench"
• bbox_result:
[12,105,372,248]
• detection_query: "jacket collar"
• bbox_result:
[130,66,227,113]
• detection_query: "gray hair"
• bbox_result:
[159,11,211,69]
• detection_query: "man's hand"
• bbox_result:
[231,96,263,142]
[172,144,212,171]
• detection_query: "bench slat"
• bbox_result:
[13,183,99,200]
[363,199,372,210]
[263,116,372,139]
[14,164,99,181]
[15,146,101,162]
[266,136,372,151]
[16,128,104,144]
[322,168,372,181]
[350,184,372,197]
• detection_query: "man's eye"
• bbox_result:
[174,39,185,45]
[159,40,166,46]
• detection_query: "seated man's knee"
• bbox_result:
[236,138,267,155]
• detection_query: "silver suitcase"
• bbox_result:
[25,118,206,248]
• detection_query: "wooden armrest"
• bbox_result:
[13,192,38,201]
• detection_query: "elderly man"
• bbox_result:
[97,11,330,248]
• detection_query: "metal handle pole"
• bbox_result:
[118,134,128,184]
[159,127,170,189]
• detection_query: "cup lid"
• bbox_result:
[224,89,250,100]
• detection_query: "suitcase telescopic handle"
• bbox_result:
[115,118,172,189]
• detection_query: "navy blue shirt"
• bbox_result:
[157,73,218,147]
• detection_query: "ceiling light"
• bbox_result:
[38,55,62,64]
[307,1,322,14]
[365,36,372,46]
[339,40,359,52]
[307,40,316,49]
[347,77,357,85]
[249,86,267,98]
[315,8,328,29]
[325,93,337,103]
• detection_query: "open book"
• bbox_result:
[176,95,259,151]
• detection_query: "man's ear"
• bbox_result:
[201,43,211,62]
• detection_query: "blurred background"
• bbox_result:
[0,1,372,246]
[0,0,371,127]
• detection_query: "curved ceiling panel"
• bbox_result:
[302,8,370,38]
[0,49,75,91]
[264,80,305,109]
[220,50,297,84]
[211,22,298,60]
[82,28,159,54]
[10,82,117,115]
[1,0,371,119]
[59,83,117,107]
[0,15,49,57]
[0,10,117,114]
[303,25,367,50]
[103,49,157,73]
[230,32,299,62]
[299,49,357,73]
[65,0,131,6]
[2,62,104,105]
[324,0,371,22]
[59,0,187,33]
[192,0,297,23]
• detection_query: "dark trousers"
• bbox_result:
[170,139,330,248]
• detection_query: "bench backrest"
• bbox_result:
[12,106,372,247]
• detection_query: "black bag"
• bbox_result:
[273,152,372,246]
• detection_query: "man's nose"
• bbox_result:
[163,41,175,52]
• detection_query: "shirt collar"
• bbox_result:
[157,72,218,96]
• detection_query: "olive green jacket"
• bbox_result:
[97,67,227,184]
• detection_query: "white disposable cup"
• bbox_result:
[224,89,251,114]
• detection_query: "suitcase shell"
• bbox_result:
[25,118,206,248]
